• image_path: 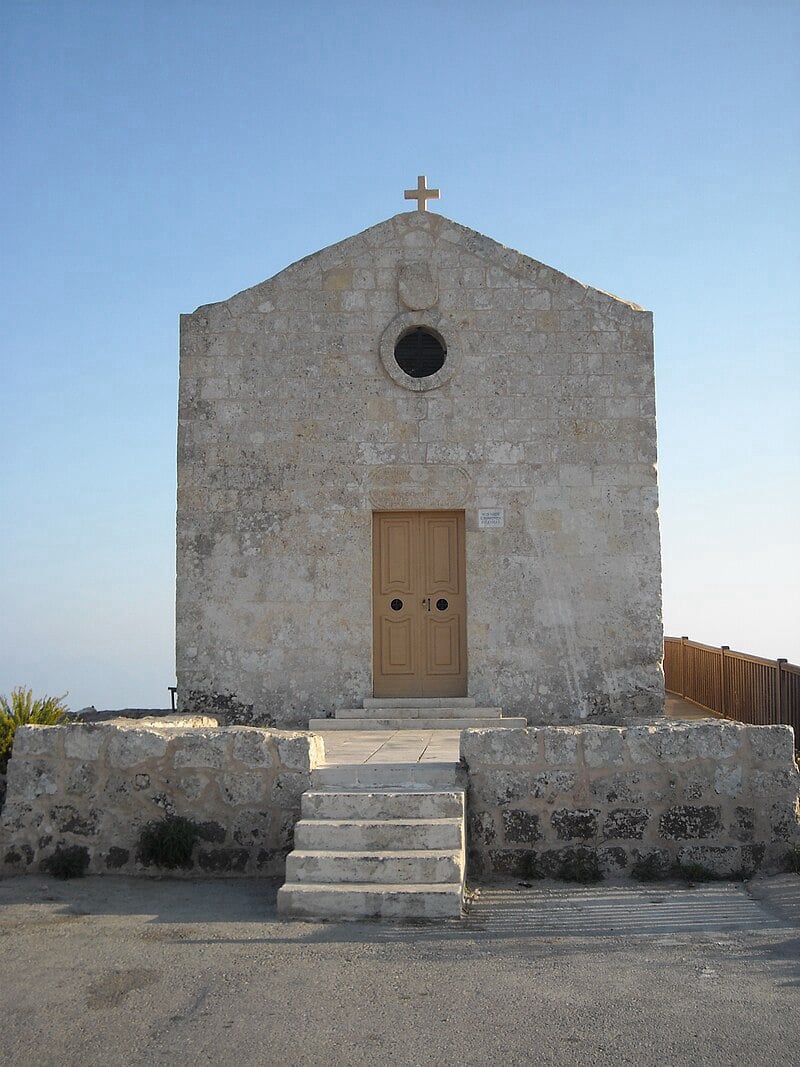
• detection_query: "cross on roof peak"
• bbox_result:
[404,175,440,212]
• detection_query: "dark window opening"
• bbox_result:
[394,328,446,379]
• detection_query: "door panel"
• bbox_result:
[373,511,467,698]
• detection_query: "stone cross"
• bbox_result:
[404,175,440,212]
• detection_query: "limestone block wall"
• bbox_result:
[462,723,800,879]
[0,723,324,877]
[177,210,663,728]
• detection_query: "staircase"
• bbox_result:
[279,697,521,921]
[309,696,526,731]
[277,760,465,920]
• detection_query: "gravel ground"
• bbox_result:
[1,874,798,1067]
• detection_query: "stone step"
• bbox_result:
[363,697,476,709]
[312,762,460,789]
[335,706,503,720]
[285,848,464,885]
[294,817,464,851]
[309,716,526,731]
[301,789,465,821]
[277,881,463,920]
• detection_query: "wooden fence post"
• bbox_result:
[776,659,787,724]
[680,636,689,699]
[720,646,729,717]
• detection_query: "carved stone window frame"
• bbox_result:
[379,310,459,392]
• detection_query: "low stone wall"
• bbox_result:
[0,722,324,877]
[462,723,800,880]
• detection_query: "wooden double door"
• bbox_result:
[372,511,467,698]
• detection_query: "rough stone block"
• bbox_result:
[583,727,625,767]
[487,848,540,878]
[748,724,796,764]
[590,771,648,805]
[713,764,742,798]
[676,845,743,878]
[468,810,496,846]
[543,729,579,765]
[659,805,722,841]
[624,726,661,763]
[63,725,106,760]
[270,772,307,809]
[220,773,264,806]
[551,808,599,841]
[731,806,755,843]
[231,728,274,768]
[688,722,742,760]
[65,762,98,796]
[750,769,799,799]
[275,732,318,771]
[232,809,275,847]
[603,807,650,840]
[108,728,170,769]
[12,725,64,758]
[6,760,57,801]
[172,731,230,769]
[502,809,540,844]
[460,728,540,767]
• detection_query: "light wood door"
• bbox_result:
[372,511,467,698]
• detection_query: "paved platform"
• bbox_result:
[318,698,720,767]
[319,729,461,766]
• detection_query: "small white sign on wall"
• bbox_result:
[478,508,505,529]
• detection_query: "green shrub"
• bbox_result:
[0,687,69,773]
[137,815,201,869]
[631,853,669,882]
[558,847,604,884]
[784,845,800,875]
[42,845,90,879]
[670,860,718,883]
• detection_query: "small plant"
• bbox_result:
[42,845,90,879]
[137,815,201,869]
[558,847,603,884]
[631,853,669,883]
[670,860,718,884]
[784,845,800,875]
[0,686,69,773]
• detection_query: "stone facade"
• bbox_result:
[462,722,800,879]
[0,722,324,877]
[177,209,663,727]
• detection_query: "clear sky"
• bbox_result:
[2,1,798,711]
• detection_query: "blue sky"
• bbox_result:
[2,1,798,710]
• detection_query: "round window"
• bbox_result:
[394,327,446,379]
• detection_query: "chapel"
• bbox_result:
[176,178,664,728]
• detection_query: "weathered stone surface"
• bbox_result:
[501,809,540,844]
[659,805,722,840]
[63,726,106,761]
[220,773,264,806]
[230,728,274,768]
[0,724,319,880]
[583,728,625,767]
[107,730,170,769]
[551,808,599,841]
[751,769,799,799]
[175,211,664,726]
[275,733,322,771]
[714,764,742,798]
[748,725,796,763]
[12,726,64,758]
[171,731,230,769]
[603,808,650,840]
[461,729,540,767]
[544,730,579,765]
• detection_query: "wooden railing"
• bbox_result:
[664,636,800,741]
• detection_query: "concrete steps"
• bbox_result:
[277,784,465,921]
[310,697,525,732]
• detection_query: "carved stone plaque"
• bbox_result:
[398,264,438,310]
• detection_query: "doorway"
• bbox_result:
[372,511,467,698]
